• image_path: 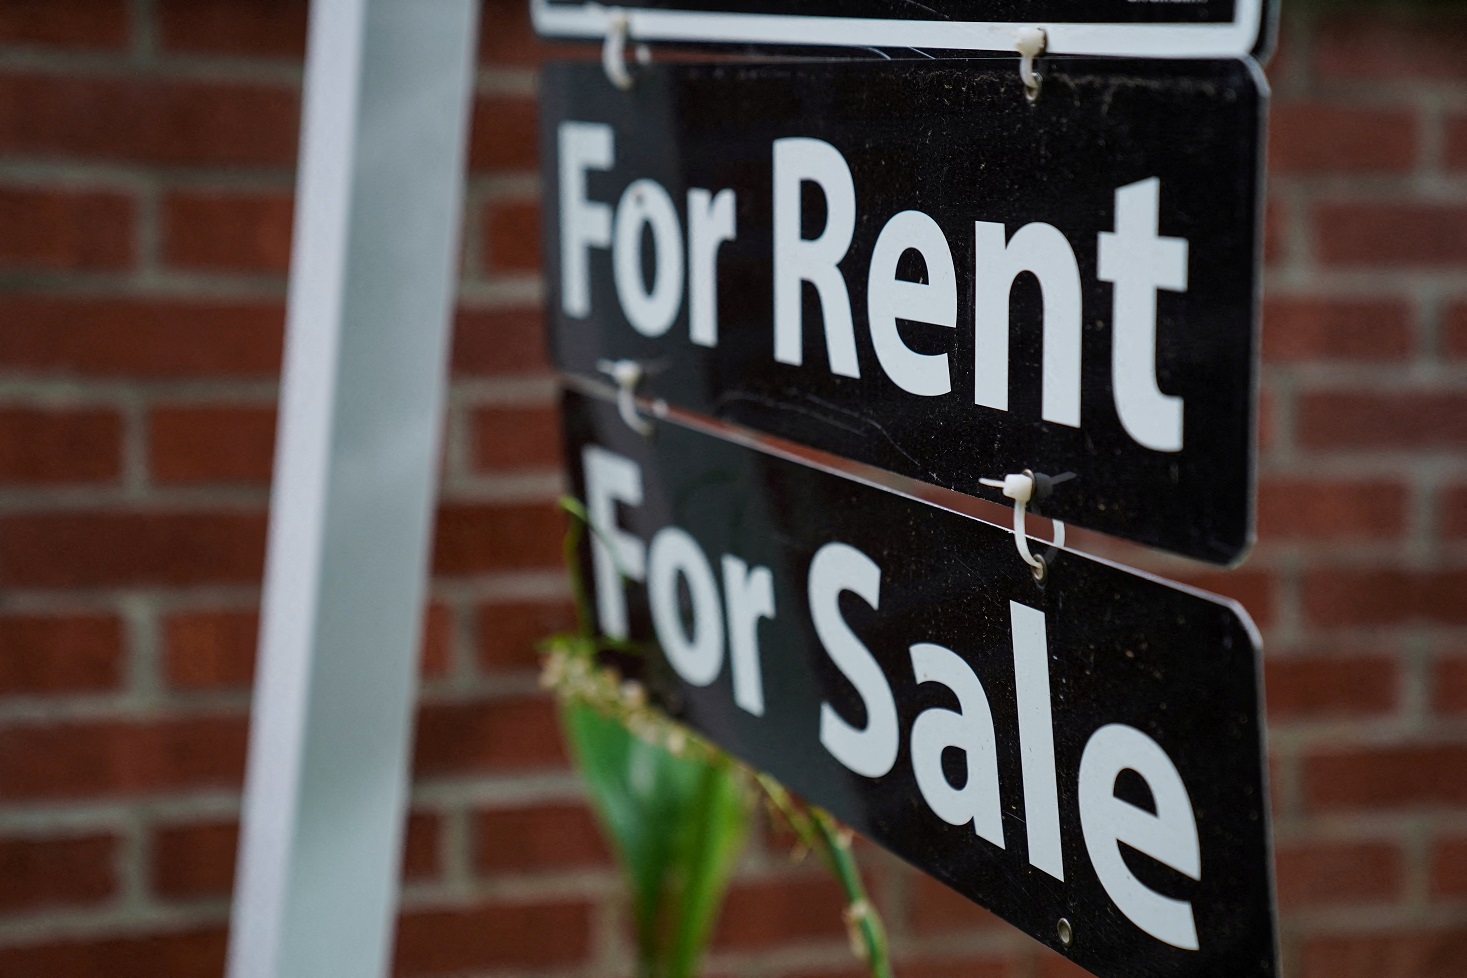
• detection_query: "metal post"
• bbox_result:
[226,1,480,975]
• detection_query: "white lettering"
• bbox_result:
[1098,177,1188,452]
[581,444,645,640]
[909,642,1005,846]
[1011,600,1064,880]
[1079,723,1202,950]
[558,122,614,319]
[973,221,1083,428]
[648,526,724,686]
[809,542,898,777]
[722,554,774,716]
[773,137,859,377]
[688,188,737,348]
[867,210,958,396]
[613,178,684,337]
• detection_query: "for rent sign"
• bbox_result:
[542,58,1266,562]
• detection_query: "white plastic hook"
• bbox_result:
[598,358,655,436]
[602,10,649,91]
[980,469,1066,581]
[1015,26,1046,103]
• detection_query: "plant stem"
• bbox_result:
[810,809,894,978]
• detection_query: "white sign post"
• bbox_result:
[226,1,479,975]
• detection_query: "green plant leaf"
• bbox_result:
[561,702,753,977]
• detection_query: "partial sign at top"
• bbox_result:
[541,58,1266,563]
[532,0,1277,60]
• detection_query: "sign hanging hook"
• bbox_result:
[979,469,1070,581]
[1015,26,1046,103]
[603,9,650,91]
[598,358,656,437]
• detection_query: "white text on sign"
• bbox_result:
[583,442,1205,952]
[560,121,1189,453]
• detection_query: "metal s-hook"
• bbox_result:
[602,9,650,91]
[1015,26,1046,103]
[980,469,1069,581]
[598,358,655,436]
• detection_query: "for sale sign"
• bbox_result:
[563,387,1276,978]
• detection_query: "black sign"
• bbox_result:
[531,0,1278,60]
[541,58,1266,564]
[563,387,1275,978]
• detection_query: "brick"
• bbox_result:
[1261,296,1413,362]
[0,832,117,910]
[413,696,566,777]
[419,602,453,678]
[907,872,1009,937]
[0,185,133,270]
[1257,478,1407,541]
[1264,195,1287,268]
[163,190,293,273]
[451,307,550,377]
[432,502,564,576]
[712,875,849,949]
[149,405,276,485]
[1316,16,1467,83]
[1274,839,1403,908]
[1268,102,1417,174]
[152,812,439,898]
[1297,390,1467,451]
[1431,834,1467,897]
[472,404,561,471]
[483,199,541,273]
[1303,743,1467,812]
[1265,655,1398,720]
[0,295,283,378]
[0,927,227,978]
[1168,569,1276,629]
[0,614,123,694]
[478,599,577,673]
[1444,484,1467,539]
[0,714,247,800]
[1432,655,1467,715]
[394,899,592,974]
[1443,300,1467,360]
[474,802,608,874]
[163,610,255,690]
[157,0,306,58]
[1446,113,1467,171]
[780,960,1019,978]
[477,0,585,67]
[1036,952,1101,978]
[874,956,1016,978]
[0,72,298,167]
[1315,202,1467,268]
[1298,925,1467,978]
[0,510,267,588]
[164,603,451,690]
[1302,569,1467,627]
[0,0,129,48]
[1433,833,1467,907]
[0,407,122,484]
[1257,386,1274,455]
[469,95,538,173]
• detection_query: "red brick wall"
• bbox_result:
[0,3,1462,977]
